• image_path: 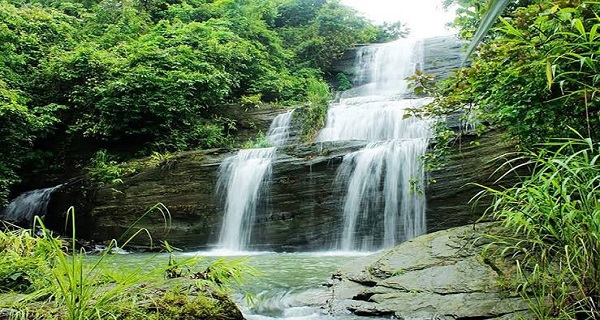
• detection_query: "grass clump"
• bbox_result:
[242,131,271,149]
[478,135,600,319]
[0,207,253,320]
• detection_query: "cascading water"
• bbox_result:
[350,38,424,96]
[216,148,276,251]
[266,109,295,146]
[215,109,293,252]
[318,38,432,251]
[336,140,428,251]
[1,185,62,225]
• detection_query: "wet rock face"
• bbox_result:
[49,142,368,250]
[47,130,515,251]
[327,223,531,319]
[426,130,517,233]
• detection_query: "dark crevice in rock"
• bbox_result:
[374,282,489,295]
[352,291,376,301]
[482,257,504,277]
[452,309,530,320]
[348,307,395,317]
[349,279,378,287]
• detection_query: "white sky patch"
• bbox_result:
[341,0,457,38]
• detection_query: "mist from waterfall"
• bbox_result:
[216,148,276,251]
[319,38,432,251]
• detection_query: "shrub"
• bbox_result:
[298,78,330,141]
[478,135,600,318]
[0,207,255,319]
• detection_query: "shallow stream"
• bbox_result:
[105,251,375,319]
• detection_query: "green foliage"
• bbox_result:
[0,1,74,205]
[0,226,60,293]
[438,0,600,147]
[374,21,409,42]
[299,78,330,141]
[335,72,352,91]
[243,131,272,149]
[0,0,385,201]
[147,151,174,168]
[461,0,510,62]
[477,136,600,318]
[421,123,460,172]
[240,94,263,109]
[86,150,129,185]
[273,0,379,70]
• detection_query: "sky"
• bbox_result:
[340,0,457,38]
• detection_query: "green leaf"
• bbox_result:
[572,18,586,36]
[546,59,553,91]
[589,24,599,42]
[462,0,510,65]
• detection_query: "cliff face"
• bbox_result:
[47,130,515,250]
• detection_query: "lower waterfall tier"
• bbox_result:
[46,130,515,251]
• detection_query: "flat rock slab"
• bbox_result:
[327,223,531,319]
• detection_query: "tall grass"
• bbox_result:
[478,135,600,318]
[0,205,255,319]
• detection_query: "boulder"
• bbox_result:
[327,223,531,319]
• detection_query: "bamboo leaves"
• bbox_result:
[463,0,510,63]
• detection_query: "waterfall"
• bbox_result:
[266,109,294,146]
[217,147,276,251]
[336,140,428,251]
[1,185,62,225]
[350,38,424,96]
[319,38,432,251]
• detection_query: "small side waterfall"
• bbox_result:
[266,109,294,146]
[216,148,276,251]
[1,185,62,225]
[319,38,432,251]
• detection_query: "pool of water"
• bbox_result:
[97,250,376,319]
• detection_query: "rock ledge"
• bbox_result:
[327,223,531,320]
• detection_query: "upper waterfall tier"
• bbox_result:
[353,38,423,95]
[266,109,295,146]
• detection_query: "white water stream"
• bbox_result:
[217,148,277,251]
[266,109,295,146]
[1,184,62,225]
[319,38,432,251]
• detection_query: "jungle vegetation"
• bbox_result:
[0,0,402,206]
[0,211,257,319]
[434,0,600,318]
